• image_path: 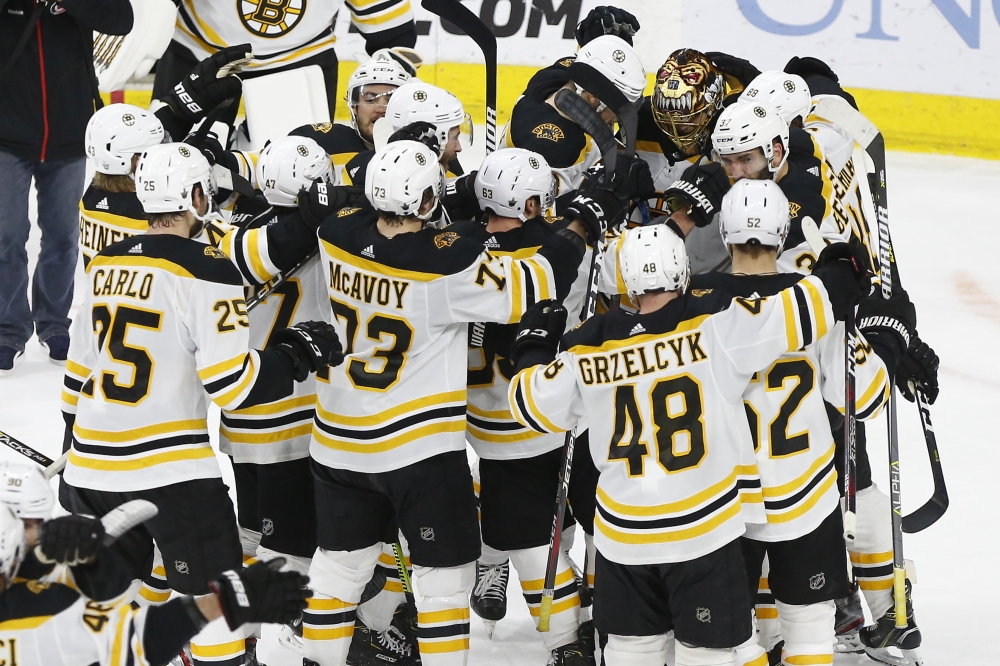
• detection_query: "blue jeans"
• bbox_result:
[0,149,86,350]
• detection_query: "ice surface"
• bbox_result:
[2,147,996,665]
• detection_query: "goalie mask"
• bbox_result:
[651,49,726,154]
[619,225,690,296]
[385,81,473,157]
[135,143,218,222]
[475,148,556,220]
[0,462,54,521]
[740,71,812,126]
[719,179,790,253]
[257,136,332,208]
[85,103,165,176]
[365,140,443,221]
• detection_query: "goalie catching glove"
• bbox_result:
[164,44,253,124]
[509,300,567,372]
[269,321,344,382]
[209,558,310,630]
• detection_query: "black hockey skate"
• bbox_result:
[548,641,596,666]
[860,580,924,666]
[766,640,783,666]
[834,581,866,654]
[576,619,596,658]
[347,606,421,666]
[470,560,508,639]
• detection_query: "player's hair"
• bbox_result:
[92,172,136,193]
[731,240,775,259]
[380,187,435,227]
[147,184,204,229]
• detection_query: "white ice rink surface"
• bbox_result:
[2,148,997,665]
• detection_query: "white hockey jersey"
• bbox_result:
[78,187,148,268]
[62,234,284,492]
[173,0,414,70]
[310,207,580,473]
[509,277,838,565]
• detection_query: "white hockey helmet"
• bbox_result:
[711,101,790,175]
[619,225,690,296]
[85,103,165,176]
[135,143,217,220]
[740,71,812,126]
[0,504,25,586]
[256,136,332,208]
[571,35,647,108]
[385,81,472,155]
[365,140,443,220]
[475,148,556,220]
[0,462,54,521]
[347,49,415,129]
[719,179,791,252]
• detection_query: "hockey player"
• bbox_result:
[59,142,343,666]
[299,139,602,666]
[506,223,873,666]
[502,35,647,193]
[0,499,310,666]
[153,0,417,119]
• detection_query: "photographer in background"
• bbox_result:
[0,0,132,375]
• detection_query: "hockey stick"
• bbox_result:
[901,384,948,533]
[391,541,413,594]
[0,429,69,479]
[811,95,907,629]
[245,250,319,311]
[799,217,858,542]
[421,0,497,154]
[34,499,159,563]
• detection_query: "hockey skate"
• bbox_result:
[347,607,421,666]
[548,641,596,666]
[835,582,866,654]
[470,560,508,639]
[277,621,305,657]
[244,636,265,666]
[860,580,924,666]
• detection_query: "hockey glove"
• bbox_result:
[184,126,238,173]
[209,558,310,630]
[563,191,619,243]
[444,171,482,219]
[388,121,442,157]
[575,6,641,46]
[811,242,874,322]
[270,321,344,382]
[509,300,568,372]
[784,56,840,83]
[857,294,916,365]
[663,162,730,228]
[164,45,253,124]
[896,336,940,404]
[35,515,105,566]
[297,179,357,231]
[706,51,762,89]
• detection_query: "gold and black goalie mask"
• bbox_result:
[651,49,726,155]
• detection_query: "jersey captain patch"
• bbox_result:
[532,123,565,142]
[238,0,305,37]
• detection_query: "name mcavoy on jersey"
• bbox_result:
[329,259,410,310]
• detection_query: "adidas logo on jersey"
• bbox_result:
[807,166,820,177]
[128,243,142,254]
[96,198,109,210]
[484,236,500,249]
[630,323,646,335]
[361,245,375,258]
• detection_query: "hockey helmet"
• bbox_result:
[740,71,812,126]
[0,504,24,587]
[651,49,726,154]
[135,143,217,220]
[347,49,416,131]
[85,103,165,176]
[385,81,472,156]
[719,179,790,253]
[365,140,443,220]
[0,462,54,521]
[256,136,332,208]
[475,148,556,220]
[712,101,790,175]
[570,35,647,113]
[619,225,690,296]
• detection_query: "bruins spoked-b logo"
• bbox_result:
[239,0,305,38]
[413,90,428,102]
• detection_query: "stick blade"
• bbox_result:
[800,216,826,255]
[811,96,880,149]
[101,499,159,545]
[902,496,949,533]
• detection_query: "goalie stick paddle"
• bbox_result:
[902,384,949,533]
[421,0,497,154]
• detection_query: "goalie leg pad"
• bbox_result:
[357,542,409,632]
[851,484,894,620]
[510,544,581,650]
[412,563,475,665]
[603,634,670,666]
[776,600,835,666]
[674,641,737,666]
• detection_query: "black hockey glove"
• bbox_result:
[582,155,656,205]
[706,51,762,89]
[444,171,482,219]
[810,242,875,322]
[35,515,105,566]
[563,191,619,243]
[896,336,940,404]
[164,44,253,124]
[209,558,310,630]
[297,179,357,230]
[575,5,641,46]
[270,321,344,382]
[784,56,840,83]
[183,126,238,173]
[662,162,730,228]
[388,121,442,157]
[509,300,568,372]
[857,294,915,364]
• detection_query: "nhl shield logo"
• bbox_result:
[696,607,711,623]
[420,527,435,541]
[262,518,274,535]
[175,560,190,574]
[809,573,826,590]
